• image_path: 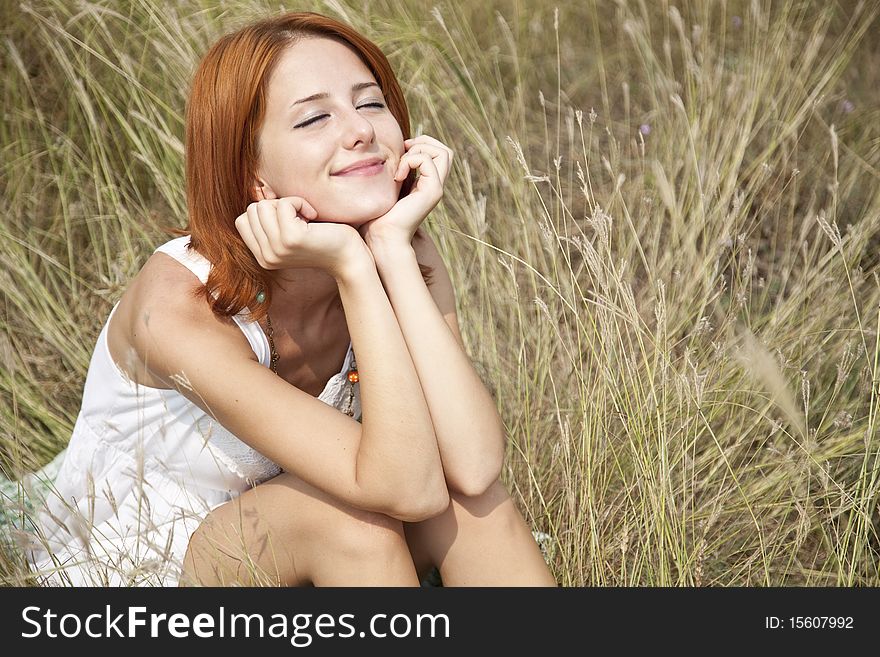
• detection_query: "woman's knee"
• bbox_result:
[445,478,526,540]
[182,474,417,585]
[181,521,265,587]
[181,482,304,586]
[302,507,421,585]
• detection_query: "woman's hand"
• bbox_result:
[235,196,366,277]
[358,135,453,249]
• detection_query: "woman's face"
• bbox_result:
[254,37,405,225]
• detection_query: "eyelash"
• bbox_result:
[295,102,386,128]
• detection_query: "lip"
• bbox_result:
[331,157,386,176]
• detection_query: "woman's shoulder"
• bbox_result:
[106,243,250,389]
[116,240,208,325]
[151,235,213,285]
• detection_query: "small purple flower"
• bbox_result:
[639,123,651,136]
[732,15,743,29]
[840,99,855,114]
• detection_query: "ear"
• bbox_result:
[250,178,279,202]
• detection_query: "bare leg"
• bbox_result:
[404,479,557,586]
[180,471,420,587]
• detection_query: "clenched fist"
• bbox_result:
[235,197,366,276]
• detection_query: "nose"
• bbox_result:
[340,106,376,148]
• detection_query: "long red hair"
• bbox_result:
[164,11,425,323]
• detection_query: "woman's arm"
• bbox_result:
[135,243,449,522]
[367,232,506,497]
[334,250,451,513]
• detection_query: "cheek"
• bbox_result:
[379,123,405,154]
[264,148,321,195]
[388,149,405,174]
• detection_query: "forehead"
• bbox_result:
[269,37,377,94]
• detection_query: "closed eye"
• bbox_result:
[295,102,386,129]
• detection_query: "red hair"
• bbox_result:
[164,11,427,323]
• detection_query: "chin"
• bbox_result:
[324,197,398,224]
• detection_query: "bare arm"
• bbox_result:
[334,248,449,514]
[135,245,448,522]
[368,232,506,496]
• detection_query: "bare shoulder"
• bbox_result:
[107,250,255,388]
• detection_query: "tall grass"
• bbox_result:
[1,0,878,585]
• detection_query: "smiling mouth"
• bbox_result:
[331,161,386,177]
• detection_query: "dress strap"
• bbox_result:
[152,236,271,368]
[153,236,211,285]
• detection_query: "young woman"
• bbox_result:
[26,11,556,587]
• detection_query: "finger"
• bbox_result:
[250,200,276,264]
[292,197,318,220]
[405,135,454,161]
[400,145,449,183]
[396,152,441,190]
[405,135,445,147]
[276,197,304,246]
[305,201,318,220]
[395,150,431,179]
[260,199,283,249]
[236,211,264,266]
[395,144,449,184]
[404,141,449,167]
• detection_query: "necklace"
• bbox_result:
[265,312,358,417]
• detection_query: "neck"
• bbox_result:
[266,267,342,325]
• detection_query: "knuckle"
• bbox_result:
[280,226,302,249]
[281,197,303,216]
[279,234,297,250]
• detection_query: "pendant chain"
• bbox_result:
[265,312,358,417]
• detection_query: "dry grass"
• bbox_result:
[2,0,879,586]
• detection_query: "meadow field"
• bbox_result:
[1,0,879,586]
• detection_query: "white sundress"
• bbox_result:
[21,235,361,586]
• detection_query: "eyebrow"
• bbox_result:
[289,82,382,109]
